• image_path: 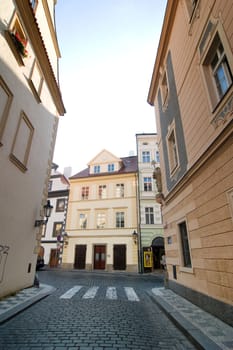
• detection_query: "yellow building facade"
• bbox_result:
[62,150,139,272]
[148,0,233,325]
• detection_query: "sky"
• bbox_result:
[53,0,167,175]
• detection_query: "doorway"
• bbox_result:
[113,244,126,270]
[74,245,86,269]
[49,249,59,268]
[151,236,164,269]
[94,245,106,270]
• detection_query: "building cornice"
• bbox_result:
[147,0,179,106]
[15,0,65,115]
[42,0,61,58]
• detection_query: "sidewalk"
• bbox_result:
[0,283,55,324]
[150,287,233,350]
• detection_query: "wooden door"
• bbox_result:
[113,244,126,270]
[74,245,86,269]
[94,245,106,270]
[49,249,59,268]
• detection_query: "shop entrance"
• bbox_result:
[151,237,164,269]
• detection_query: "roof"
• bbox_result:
[15,0,65,115]
[147,0,178,106]
[70,156,138,180]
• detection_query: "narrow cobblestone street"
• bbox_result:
[0,270,197,349]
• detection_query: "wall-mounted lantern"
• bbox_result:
[34,200,53,227]
[132,230,138,244]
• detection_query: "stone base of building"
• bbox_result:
[61,263,138,273]
[168,280,233,327]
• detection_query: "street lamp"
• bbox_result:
[132,230,138,244]
[34,200,53,227]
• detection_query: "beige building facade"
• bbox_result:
[63,150,139,272]
[148,0,233,325]
[0,1,65,298]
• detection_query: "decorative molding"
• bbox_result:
[211,94,233,128]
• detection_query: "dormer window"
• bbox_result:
[108,163,114,172]
[94,165,100,173]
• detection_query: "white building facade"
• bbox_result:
[41,164,70,267]
[0,1,65,298]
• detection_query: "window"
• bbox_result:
[6,15,28,65]
[179,221,192,267]
[79,213,87,229]
[142,151,150,163]
[52,222,63,238]
[94,165,100,173]
[116,184,124,198]
[48,181,52,191]
[145,207,154,224]
[10,111,34,173]
[99,185,107,199]
[116,212,125,228]
[202,32,232,109]
[97,213,106,229]
[0,76,13,147]
[143,177,152,192]
[30,0,38,10]
[56,198,65,212]
[155,151,160,163]
[185,0,198,20]
[108,163,114,172]
[28,61,44,103]
[167,128,179,174]
[161,71,169,107]
[81,186,89,200]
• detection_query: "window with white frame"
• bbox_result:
[116,183,124,198]
[155,150,160,163]
[99,185,107,199]
[201,32,232,109]
[79,213,87,229]
[94,165,100,173]
[179,221,192,267]
[81,186,89,200]
[167,127,179,174]
[97,212,106,229]
[143,177,152,192]
[145,207,154,224]
[116,212,125,228]
[142,151,150,163]
[108,163,114,172]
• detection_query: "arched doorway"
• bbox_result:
[151,236,164,269]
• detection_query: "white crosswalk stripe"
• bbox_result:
[60,285,82,299]
[124,287,140,302]
[106,287,117,300]
[82,286,99,299]
[59,286,140,302]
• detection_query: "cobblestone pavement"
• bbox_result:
[0,270,196,350]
